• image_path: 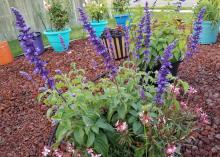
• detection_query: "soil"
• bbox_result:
[0,38,219,157]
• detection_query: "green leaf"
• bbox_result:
[82,116,94,127]
[56,123,68,143]
[117,104,127,119]
[134,147,145,157]
[95,119,115,132]
[86,132,95,147]
[133,121,142,134]
[74,128,85,145]
[94,132,109,157]
[91,125,99,134]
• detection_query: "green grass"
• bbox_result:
[8,8,193,58]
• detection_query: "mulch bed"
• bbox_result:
[0,38,220,157]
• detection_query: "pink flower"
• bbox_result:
[180,101,187,109]
[166,144,176,155]
[169,85,180,96]
[188,86,197,94]
[195,107,203,114]
[200,112,209,124]
[54,149,63,157]
[77,153,81,157]
[139,111,152,126]
[66,142,75,153]
[115,120,128,133]
[87,148,102,157]
[42,146,51,157]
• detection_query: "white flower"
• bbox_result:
[42,146,51,157]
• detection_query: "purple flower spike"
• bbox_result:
[19,71,32,81]
[143,2,151,63]
[106,28,114,56]
[11,8,55,89]
[124,26,130,54]
[155,41,177,105]
[58,34,66,51]
[78,8,117,76]
[185,7,206,59]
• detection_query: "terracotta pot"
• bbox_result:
[0,41,13,65]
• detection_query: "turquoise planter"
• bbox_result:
[44,28,71,52]
[199,21,218,44]
[91,21,108,37]
[114,14,129,27]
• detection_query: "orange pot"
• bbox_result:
[0,41,13,65]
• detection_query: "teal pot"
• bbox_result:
[44,28,71,52]
[114,14,129,27]
[219,21,220,33]
[199,21,218,44]
[91,21,108,37]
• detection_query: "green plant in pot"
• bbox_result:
[112,0,130,27]
[85,0,108,37]
[194,0,220,44]
[43,0,71,52]
[133,11,192,76]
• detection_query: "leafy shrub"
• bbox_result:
[47,0,70,31]
[194,0,220,24]
[39,62,203,157]
[85,0,108,22]
[112,0,130,14]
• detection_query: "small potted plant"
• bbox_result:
[194,0,220,44]
[112,0,130,27]
[43,0,71,52]
[85,0,108,37]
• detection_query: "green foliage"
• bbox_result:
[194,0,220,24]
[133,12,192,71]
[47,0,70,31]
[85,0,108,22]
[112,0,130,14]
[39,61,197,157]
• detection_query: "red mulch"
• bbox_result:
[178,39,220,157]
[0,38,220,157]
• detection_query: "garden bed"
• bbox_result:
[0,38,220,156]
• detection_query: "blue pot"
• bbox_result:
[91,21,108,37]
[114,14,129,27]
[199,21,218,44]
[44,28,71,52]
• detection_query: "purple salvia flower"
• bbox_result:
[78,8,117,76]
[11,8,55,89]
[155,41,177,105]
[124,26,130,54]
[19,71,32,81]
[185,7,206,59]
[55,69,62,74]
[143,2,151,63]
[106,28,114,56]
[133,15,145,59]
[58,34,67,51]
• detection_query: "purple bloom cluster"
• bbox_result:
[133,2,151,61]
[106,28,114,56]
[143,2,151,63]
[58,34,66,51]
[155,41,176,105]
[124,26,130,53]
[185,7,206,59]
[11,8,55,89]
[78,8,117,76]
[133,16,145,59]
